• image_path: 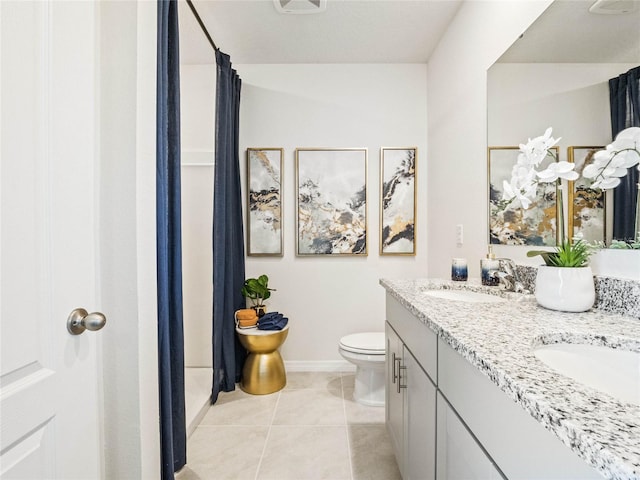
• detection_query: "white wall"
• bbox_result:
[488,63,637,149]
[181,65,215,367]
[98,1,160,478]
[237,64,428,366]
[426,0,553,278]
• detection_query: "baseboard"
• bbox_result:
[284,360,356,372]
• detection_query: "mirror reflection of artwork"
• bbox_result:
[488,147,558,246]
[568,146,606,244]
[247,148,283,256]
[296,148,367,255]
[380,147,416,255]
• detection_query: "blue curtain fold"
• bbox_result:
[609,65,640,241]
[157,0,186,477]
[212,50,246,403]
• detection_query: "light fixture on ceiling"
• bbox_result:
[273,0,327,14]
[589,0,639,14]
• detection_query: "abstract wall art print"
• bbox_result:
[246,148,283,256]
[567,146,606,243]
[380,147,417,255]
[488,146,559,246]
[296,148,367,255]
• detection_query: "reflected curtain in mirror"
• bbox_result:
[610,66,640,242]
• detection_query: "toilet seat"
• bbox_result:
[339,332,385,355]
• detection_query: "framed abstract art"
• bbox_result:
[380,147,416,255]
[295,148,368,255]
[567,146,606,243]
[488,146,559,246]
[246,148,283,256]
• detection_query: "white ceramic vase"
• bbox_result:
[535,266,596,313]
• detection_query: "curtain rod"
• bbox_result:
[185,0,218,52]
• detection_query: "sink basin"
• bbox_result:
[534,343,640,406]
[423,289,506,303]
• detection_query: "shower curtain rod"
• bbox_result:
[186,0,218,52]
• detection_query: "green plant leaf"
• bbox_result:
[526,250,555,266]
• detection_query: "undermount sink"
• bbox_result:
[534,343,640,406]
[423,289,507,303]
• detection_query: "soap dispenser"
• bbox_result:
[481,246,500,286]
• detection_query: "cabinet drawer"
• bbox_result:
[386,293,437,383]
[438,338,601,480]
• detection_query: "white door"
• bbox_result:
[1,1,102,478]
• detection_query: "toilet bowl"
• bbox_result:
[338,332,386,407]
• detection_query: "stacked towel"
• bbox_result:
[235,308,258,329]
[257,311,288,331]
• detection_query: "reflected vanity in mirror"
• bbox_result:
[487,0,640,248]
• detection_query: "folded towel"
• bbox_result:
[237,318,258,327]
[258,317,288,331]
[235,309,258,320]
[257,311,288,330]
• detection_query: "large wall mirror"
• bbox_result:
[488,0,640,246]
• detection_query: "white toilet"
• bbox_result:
[338,332,386,407]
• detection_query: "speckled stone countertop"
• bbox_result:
[380,278,640,480]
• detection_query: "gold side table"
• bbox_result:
[236,325,289,395]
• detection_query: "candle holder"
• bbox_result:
[451,258,468,281]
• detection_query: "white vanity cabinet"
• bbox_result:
[386,322,405,474]
[385,293,603,480]
[437,338,601,480]
[386,296,437,480]
[436,392,503,480]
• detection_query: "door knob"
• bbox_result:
[67,308,107,335]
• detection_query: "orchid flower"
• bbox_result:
[518,127,561,167]
[536,161,579,183]
[583,127,640,189]
[502,163,538,208]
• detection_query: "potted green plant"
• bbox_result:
[241,274,275,317]
[526,239,596,312]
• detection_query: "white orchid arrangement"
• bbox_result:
[502,126,640,263]
[502,127,576,244]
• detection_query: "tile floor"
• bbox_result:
[176,372,401,480]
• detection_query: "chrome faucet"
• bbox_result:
[495,258,526,293]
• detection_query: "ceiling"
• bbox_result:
[497,0,640,63]
[178,0,640,65]
[178,0,463,64]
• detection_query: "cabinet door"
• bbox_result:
[404,347,436,480]
[386,322,405,476]
[436,392,504,480]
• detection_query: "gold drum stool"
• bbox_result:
[236,325,289,395]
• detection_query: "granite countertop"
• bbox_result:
[380,278,640,480]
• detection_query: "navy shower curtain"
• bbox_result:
[157,0,186,477]
[212,50,246,403]
[610,65,640,241]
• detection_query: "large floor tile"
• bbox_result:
[349,425,401,480]
[200,388,279,426]
[273,388,346,425]
[285,371,343,390]
[185,425,268,479]
[341,373,355,390]
[257,425,352,480]
[343,388,386,425]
